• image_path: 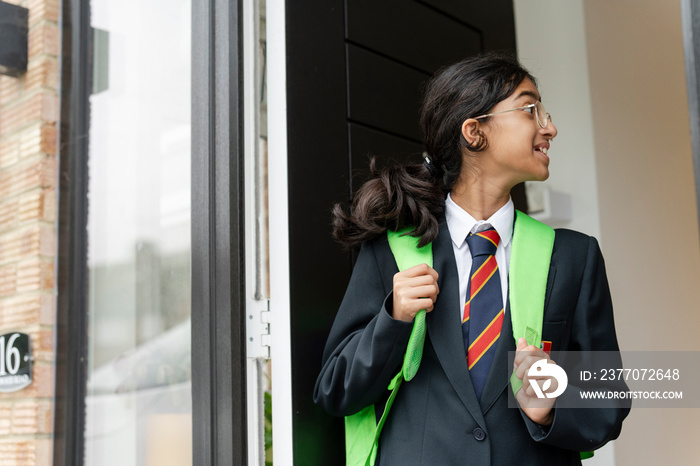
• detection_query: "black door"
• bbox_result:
[284,1,519,463]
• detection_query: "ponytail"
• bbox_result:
[332,158,445,249]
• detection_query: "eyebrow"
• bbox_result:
[514,90,541,102]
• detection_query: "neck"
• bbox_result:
[450,172,511,220]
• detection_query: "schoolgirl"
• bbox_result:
[314,52,628,465]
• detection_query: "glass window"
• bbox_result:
[84,1,192,464]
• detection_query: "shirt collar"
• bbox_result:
[445,193,514,249]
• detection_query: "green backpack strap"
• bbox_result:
[387,227,433,381]
[344,228,433,466]
[344,405,378,466]
[508,212,594,461]
[509,210,555,396]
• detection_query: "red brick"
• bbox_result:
[14,259,53,292]
[17,191,43,224]
[1,2,79,458]
[0,404,10,436]
[11,400,52,434]
[38,223,54,257]
[41,189,55,222]
[39,294,53,326]
[40,93,57,124]
[0,75,22,108]
[27,328,53,363]
[39,124,56,155]
[16,260,41,292]
[0,363,53,400]
[2,189,57,231]
[0,133,21,166]
[28,0,60,26]
[30,364,54,398]
[0,200,19,233]
[0,226,41,264]
[23,58,59,92]
[0,295,41,329]
[27,23,59,58]
[40,261,53,290]
[0,264,17,297]
[0,92,57,139]
[0,95,41,137]
[0,157,56,200]
[0,438,40,465]
[0,294,56,328]
[35,438,52,466]
[18,123,43,159]
[19,123,59,158]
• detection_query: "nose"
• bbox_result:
[541,119,558,140]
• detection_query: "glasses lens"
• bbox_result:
[536,101,548,128]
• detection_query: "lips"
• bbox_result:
[534,142,550,156]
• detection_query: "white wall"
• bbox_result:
[514,4,615,465]
[583,1,700,465]
[517,1,700,465]
[515,0,602,238]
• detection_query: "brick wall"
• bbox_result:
[0,0,59,463]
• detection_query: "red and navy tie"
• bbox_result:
[462,228,504,400]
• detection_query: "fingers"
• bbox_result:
[393,283,439,317]
[513,339,557,423]
[521,374,559,398]
[513,346,560,400]
[395,297,436,320]
[513,344,556,382]
[513,341,547,366]
[392,264,440,322]
[394,274,439,295]
[400,263,439,281]
[399,283,439,301]
[514,353,548,381]
[394,264,438,285]
[516,389,555,424]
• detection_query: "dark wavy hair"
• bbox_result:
[332,51,536,248]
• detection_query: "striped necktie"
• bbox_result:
[461,228,504,400]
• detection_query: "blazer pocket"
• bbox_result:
[541,321,567,353]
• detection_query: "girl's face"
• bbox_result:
[470,78,558,189]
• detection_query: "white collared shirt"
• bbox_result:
[445,193,514,318]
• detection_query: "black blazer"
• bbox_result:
[314,216,629,465]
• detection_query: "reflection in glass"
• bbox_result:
[84,0,192,464]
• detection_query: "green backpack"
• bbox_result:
[344,210,590,465]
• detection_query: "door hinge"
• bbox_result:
[247,299,271,359]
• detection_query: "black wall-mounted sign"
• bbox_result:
[0,1,29,77]
[0,332,32,392]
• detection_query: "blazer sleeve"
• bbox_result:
[522,234,631,451]
[313,237,414,417]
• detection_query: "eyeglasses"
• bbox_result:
[472,101,552,129]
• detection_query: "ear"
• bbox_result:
[461,118,484,148]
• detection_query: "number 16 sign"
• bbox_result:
[0,332,32,392]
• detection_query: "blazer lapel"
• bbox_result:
[427,217,486,429]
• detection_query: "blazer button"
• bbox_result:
[473,428,486,441]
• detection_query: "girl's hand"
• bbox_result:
[513,337,557,426]
[392,263,439,322]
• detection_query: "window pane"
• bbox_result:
[84,1,192,465]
